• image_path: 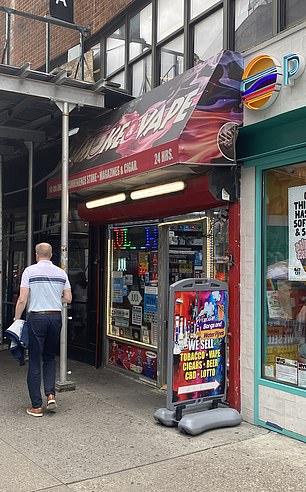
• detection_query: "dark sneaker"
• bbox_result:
[46,394,57,412]
[26,407,43,417]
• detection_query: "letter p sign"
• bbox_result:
[50,0,74,23]
[283,53,305,86]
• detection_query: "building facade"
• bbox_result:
[238,20,306,442]
[2,0,306,441]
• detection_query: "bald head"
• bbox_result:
[35,243,52,260]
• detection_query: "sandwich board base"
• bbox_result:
[178,407,242,436]
[154,408,178,427]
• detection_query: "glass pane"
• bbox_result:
[157,0,184,41]
[235,0,273,52]
[130,4,152,60]
[191,0,218,19]
[106,25,125,75]
[132,55,152,97]
[263,164,306,389]
[285,0,306,28]
[68,237,89,346]
[160,35,184,84]
[91,43,101,82]
[108,224,159,349]
[168,210,229,284]
[108,71,125,89]
[194,9,223,64]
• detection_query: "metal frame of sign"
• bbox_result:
[166,278,228,412]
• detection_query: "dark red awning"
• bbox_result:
[47,50,243,200]
[78,175,224,224]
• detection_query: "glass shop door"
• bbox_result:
[158,210,230,386]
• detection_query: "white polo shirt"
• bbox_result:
[20,260,71,312]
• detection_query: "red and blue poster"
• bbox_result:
[171,289,227,403]
[108,340,157,381]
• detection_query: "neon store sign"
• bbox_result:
[113,226,158,250]
[241,53,305,110]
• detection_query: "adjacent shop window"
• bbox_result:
[263,164,306,389]
[157,0,184,41]
[160,35,184,84]
[130,4,152,60]
[284,0,306,28]
[108,224,159,348]
[100,1,229,95]
[91,43,101,82]
[132,54,152,96]
[235,0,273,52]
[106,25,126,76]
[108,71,126,89]
[194,9,223,64]
[191,0,217,19]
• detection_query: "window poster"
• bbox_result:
[109,340,157,380]
[288,185,306,281]
[132,305,142,326]
[298,362,306,388]
[266,290,285,318]
[112,272,124,303]
[171,288,227,404]
[275,357,298,385]
[139,252,149,274]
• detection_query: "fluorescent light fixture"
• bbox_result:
[130,181,185,201]
[86,193,126,209]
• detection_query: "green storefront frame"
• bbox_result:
[237,107,306,443]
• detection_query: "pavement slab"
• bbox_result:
[2,350,303,492]
[0,439,60,492]
[66,433,306,492]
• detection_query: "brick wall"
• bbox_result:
[0,0,134,68]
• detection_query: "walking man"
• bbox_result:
[14,242,72,417]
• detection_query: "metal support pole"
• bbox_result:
[0,156,3,345]
[26,142,33,266]
[5,12,11,65]
[80,31,85,81]
[56,101,76,391]
[45,23,51,73]
[60,101,69,384]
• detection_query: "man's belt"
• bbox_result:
[30,311,61,315]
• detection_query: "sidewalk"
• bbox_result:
[0,349,305,492]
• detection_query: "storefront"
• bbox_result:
[238,29,306,441]
[48,50,243,406]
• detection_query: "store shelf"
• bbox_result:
[107,334,157,351]
[169,250,196,255]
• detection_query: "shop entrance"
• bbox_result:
[105,209,230,387]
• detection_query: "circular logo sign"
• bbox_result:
[241,55,282,110]
[217,122,239,161]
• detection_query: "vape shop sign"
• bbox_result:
[167,278,227,410]
[49,0,74,23]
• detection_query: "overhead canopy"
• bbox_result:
[47,50,243,199]
[0,62,133,158]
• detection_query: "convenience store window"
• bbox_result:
[263,164,306,389]
[108,224,159,348]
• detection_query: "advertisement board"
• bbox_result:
[47,51,243,197]
[288,185,306,280]
[167,279,227,411]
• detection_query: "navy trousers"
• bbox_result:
[27,313,62,408]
